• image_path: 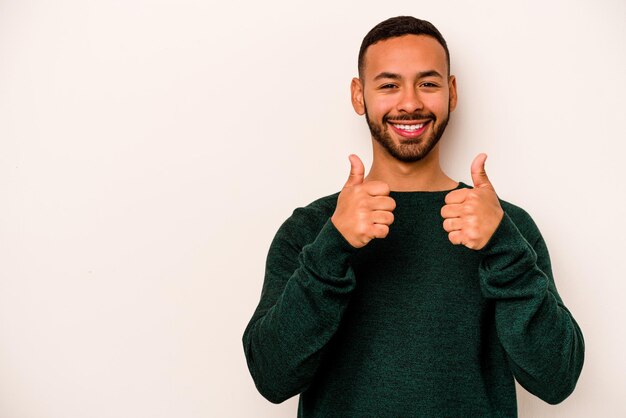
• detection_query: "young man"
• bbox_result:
[243,16,584,417]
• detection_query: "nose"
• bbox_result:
[397,87,423,113]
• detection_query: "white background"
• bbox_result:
[1,0,624,417]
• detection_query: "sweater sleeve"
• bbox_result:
[242,209,358,404]
[478,210,585,404]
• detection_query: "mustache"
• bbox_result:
[383,113,434,122]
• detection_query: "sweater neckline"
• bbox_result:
[389,181,469,197]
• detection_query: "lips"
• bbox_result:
[388,120,430,138]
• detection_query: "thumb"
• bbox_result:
[344,154,365,187]
[471,153,494,189]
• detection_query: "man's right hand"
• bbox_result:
[331,154,396,248]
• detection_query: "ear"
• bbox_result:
[448,75,458,112]
[351,77,365,115]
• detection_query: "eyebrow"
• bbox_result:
[373,70,444,81]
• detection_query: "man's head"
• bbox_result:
[352,16,457,163]
[358,16,450,79]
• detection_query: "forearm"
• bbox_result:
[243,219,357,403]
[478,212,585,404]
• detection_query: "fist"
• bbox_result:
[441,153,504,250]
[331,154,396,248]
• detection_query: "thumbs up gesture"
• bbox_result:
[441,153,504,250]
[331,154,396,248]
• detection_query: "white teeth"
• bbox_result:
[393,123,424,131]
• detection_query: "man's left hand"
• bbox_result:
[441,153,504,250]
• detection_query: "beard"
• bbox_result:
[364,102,450,163]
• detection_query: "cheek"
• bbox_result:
[424,95,449,116]
[365,94,396,117]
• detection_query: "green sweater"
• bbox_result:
[243,182,584,417]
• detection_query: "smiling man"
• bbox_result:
[243,16,584,417]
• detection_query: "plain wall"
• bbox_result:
[1,0,625,416]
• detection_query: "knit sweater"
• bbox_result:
[242,181,585,417]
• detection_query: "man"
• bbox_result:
[242,16,584,417]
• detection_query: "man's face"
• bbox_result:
[351,35,457,162]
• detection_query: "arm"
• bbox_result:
[242,212,357,404]
[441,154,584,403]
[478,210,585,404]
[243,155,395,403]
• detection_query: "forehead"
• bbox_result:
[362,34,447,79]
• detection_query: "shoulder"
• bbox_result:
[273,192,340,249]
[498,198,542,246]
[290,192,339,228]
[294,192,340,219]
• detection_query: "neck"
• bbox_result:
[365,141,458,191]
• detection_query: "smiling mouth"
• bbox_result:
[388,120,431,137]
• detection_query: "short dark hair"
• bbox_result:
[358,16,450,78]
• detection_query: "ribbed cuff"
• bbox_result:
[478,211,541,299]
[479,211,528,258]
[300,218,359,280]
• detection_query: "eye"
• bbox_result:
[420,82,439,88]
[380,83,397,89]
